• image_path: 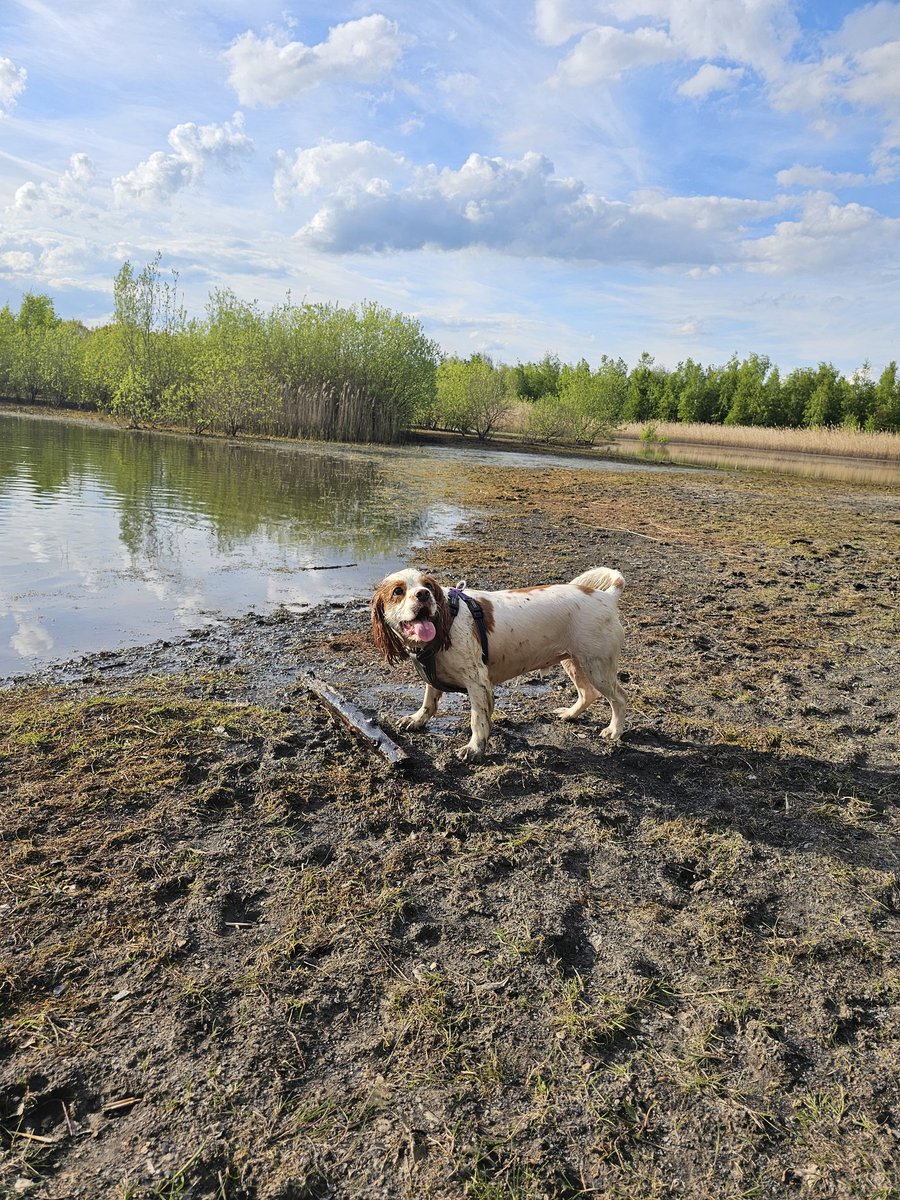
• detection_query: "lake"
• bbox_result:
[0,412,646,677]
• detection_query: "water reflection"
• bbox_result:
[0,413,460,674]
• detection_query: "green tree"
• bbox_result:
[190,290,276,436]
[434,354,510,440]
[868,361,900,432]
[843,362,875,429]
[0,304,15,396]
[623,352,667,423]
[512,352,562,401]
[726,354,773,426]
[10,292,59,401]
[804,362,848,428]
[111,253,186,426]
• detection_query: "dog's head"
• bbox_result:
[370,569,452,663]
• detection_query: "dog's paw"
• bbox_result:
[457,742,485,762]
[599,725,622,742]
[396,714,426,731]
[553,706,579,722]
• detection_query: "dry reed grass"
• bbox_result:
[619,420,900,461]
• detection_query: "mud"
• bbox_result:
[1,461,898,1199]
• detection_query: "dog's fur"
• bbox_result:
[371,566,626,761]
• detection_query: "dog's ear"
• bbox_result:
[370,590,408,664]
[421,576,453,653]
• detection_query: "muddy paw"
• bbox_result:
[553,706,578,722]
[396,714,426,731]
[457,743,485,762]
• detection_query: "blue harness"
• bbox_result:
[413,587,489,694]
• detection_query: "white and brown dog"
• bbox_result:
[371,567,626,761]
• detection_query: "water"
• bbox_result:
[0,413,467,676]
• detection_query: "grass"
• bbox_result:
[616,420,900,460]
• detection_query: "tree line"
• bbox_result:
[1,257,898,442]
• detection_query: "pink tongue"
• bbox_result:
[408,619,436,643]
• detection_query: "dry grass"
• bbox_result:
[618,421,900,460]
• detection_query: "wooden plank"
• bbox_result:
[301,674,409,766]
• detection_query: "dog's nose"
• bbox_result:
[415,588,432,603]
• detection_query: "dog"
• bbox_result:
[371,566,626,761]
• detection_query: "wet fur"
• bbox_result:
[371,567,626,762]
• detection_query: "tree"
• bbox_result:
[804,362,847,428]
[111,253,186,425]
[10,292,59,401]
[869,361,900,432]
[725,354,773,426]
[623,352,667,423]
[434,354,511,439]
[191,289,276,436]
[512,352,562,401]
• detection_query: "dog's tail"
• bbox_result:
[570,566,625,597]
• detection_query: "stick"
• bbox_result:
[301,674,409,766]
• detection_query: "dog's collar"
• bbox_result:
[412,586,489,694]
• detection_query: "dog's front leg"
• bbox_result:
[458,678,494,762]
[396,684,442,732]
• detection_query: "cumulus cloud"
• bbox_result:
[224,15,404,107]
[113,115,252,204]
[12,153,96,215]
[0,55,27,115]
[294,145,786,267]
[274,140,407,208]
[744,191,900,274]
[678,63,744,98]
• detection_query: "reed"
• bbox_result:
[617,421,900,461]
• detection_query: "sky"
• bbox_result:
[1,0,899,375]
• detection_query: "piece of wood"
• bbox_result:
[301,674,409,766]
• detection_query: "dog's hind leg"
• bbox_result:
[556,655,625,741]
[583,654,626,742]
[555,656,600,721]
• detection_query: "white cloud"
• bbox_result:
[771,8,900,160]
[224,15,404,107]
[0,55,27,115]
[533,0,600,46]
[548,0,798,87]
[295,145,787,267]
[553,25,677,85]
[0,249,36,273]
[274,141,407,208]
[678,63,744,99]
[607,0,798,74]
[846,38,900,116]
[12,153,97,215]
[113,115,253,205]
[776,164,869,189]
[744,192,900,274]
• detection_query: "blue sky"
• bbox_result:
[1,0,899,374]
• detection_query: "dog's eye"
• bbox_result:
[392,585,405,597]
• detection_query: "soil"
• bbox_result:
[1,458,899,1200]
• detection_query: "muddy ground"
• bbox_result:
[1,459,899,1200]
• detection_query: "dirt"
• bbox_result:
[1,459,899,1199]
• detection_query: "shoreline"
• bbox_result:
[5,397,899,470]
